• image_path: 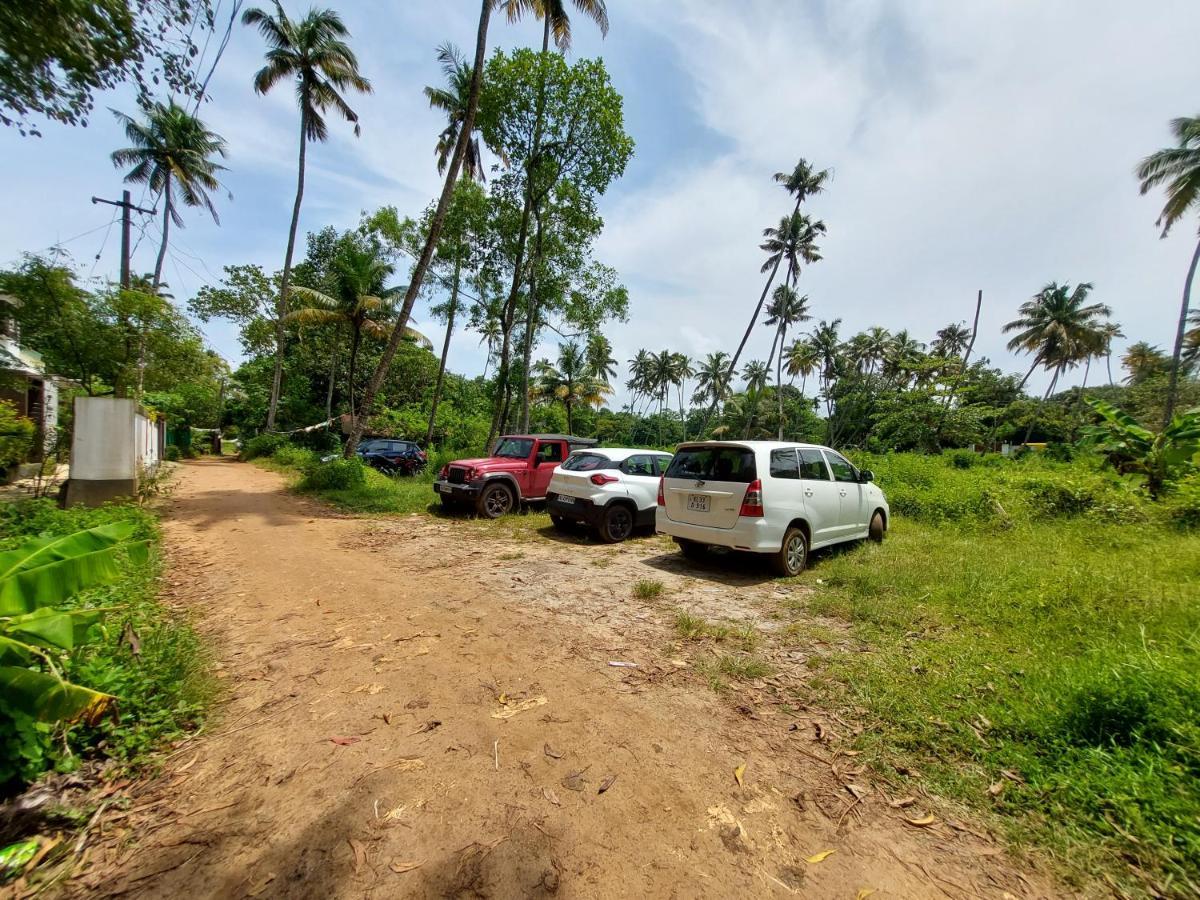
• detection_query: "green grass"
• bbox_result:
[632,578,665,600]
[694,653,774,692]
[674,611,760,651]
[789,514,1200,895]
[0,500,214,791]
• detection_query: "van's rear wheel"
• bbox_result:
[676,538,707,561]
[476,482,515,519]
[771,527,808,577]
[869,511,886,543]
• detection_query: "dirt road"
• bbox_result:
[67,459,1056,898]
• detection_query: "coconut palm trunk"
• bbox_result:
[346,323,362,418]
[426,250,462,446]
[352,0,492,456]
[269,105,308,430]
[325,340,338,422]
[1163,237,1200,427]
[519,207,545,432]
[153,177,173,289]
[777,326,786,440]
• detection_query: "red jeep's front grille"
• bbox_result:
[448,466,469,484]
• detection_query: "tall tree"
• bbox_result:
[351,0,496,456]
[243,1,371,429]
[763,285,810,438]
[808,318,843,416]
[932,322,972,358]
[110,101,226,290]
[1099,321,1125,386]
[784,338,819,397]
[1136,114,1200,427]
[585,332,617,384]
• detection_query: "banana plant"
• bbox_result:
[0,522,149,725]
[1083,398,1200,499]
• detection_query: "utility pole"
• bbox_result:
[91,191,155,289]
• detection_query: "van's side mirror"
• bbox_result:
[859,469,874,483]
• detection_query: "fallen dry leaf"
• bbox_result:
[562,768,589,792]
[805,849,836,864]
[330,736,360,746]
[598,775,616,794]
[845,783,870,800]
[987,781,1006,797]
[734,763,746,787]
[856,890,876,900]
[905,814,939,827]
[246,872,276,896]
[889,796,916,808]
[542,787,561,806]
[544,743,563,759]
[389,860,424,874]
[348,839,367,873]
[491,696,547,719]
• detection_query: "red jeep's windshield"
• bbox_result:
[493,438,534,459]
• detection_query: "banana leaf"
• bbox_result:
[0,666,116,725]
[2,607,117,652]
[0,541,149,616]
[0,635,33,665]
[0,522,139,578]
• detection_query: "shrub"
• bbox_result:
[1164,476,1200,529]
[163,445,182,462]
[240,432,288,460]
[299,457,366,491]
[632,578,665,600]
[290,428,340,452]
[944,448,977,469]
[273,444,319,471]
[0,399,34,475]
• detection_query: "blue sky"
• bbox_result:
[2,0,1199,405]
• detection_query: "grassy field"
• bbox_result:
[253,444,1198,894]
[784,455,1200,896]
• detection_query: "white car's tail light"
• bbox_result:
[739,479,764,517]
[590,473,619,486]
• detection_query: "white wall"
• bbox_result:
[72,398,137,480]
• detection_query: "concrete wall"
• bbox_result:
[66,397,160,506]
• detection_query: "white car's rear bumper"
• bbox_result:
[655,508,783,553]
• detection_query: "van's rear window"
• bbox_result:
[665,447,757,483]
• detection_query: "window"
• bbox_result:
[622,455,656,476]
[769,448,800,479]
[653,455,672,476]
[537,442,564,464]
[562,452,611,472]
[824,450,858,483]
[493,438,534,459]
[798,449,830,481]
[665,447,757,484]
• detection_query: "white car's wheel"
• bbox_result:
[770,526,808,577]
[869,511,886,543]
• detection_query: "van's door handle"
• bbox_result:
[804,488,814,497]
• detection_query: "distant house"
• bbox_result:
[0,294,59,461]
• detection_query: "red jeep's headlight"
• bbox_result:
[438,465,449,478]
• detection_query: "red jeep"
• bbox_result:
[434,434,597,518]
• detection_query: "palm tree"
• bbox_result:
[479,315,502,380]
[1122,341,1170,384]
[932,322,972,358]
[1004,282,1111,393]
[1099,321,1125,386]
[424,43,487,181]
[243,1,372,429]
[808,319,843,415]
[285,245,418,418]
[626,349,653,416]
[742,359,770,394]
[764,286,811,438]
[507,0,609,53]
[647,350,677,443]
[692,352,733,415]
[585,332,617,385]
[110,101,226,291]
[712,211,824,423]
[774,158,832,219]
[670,351,694,441]
[883,330,926,387]
[1184,309,1200,370]
[784,339,820,397]
[1136,114,1200,427]
[532,341,609,434]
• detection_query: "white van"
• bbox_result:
[655,441,889,576]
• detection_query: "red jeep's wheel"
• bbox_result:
[476,482,515,519]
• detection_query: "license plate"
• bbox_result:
[435,483,447,493]
[687,494,710,512]
[556,494,574,504]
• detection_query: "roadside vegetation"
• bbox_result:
[786,451,1199,895]
[0,501,212,795]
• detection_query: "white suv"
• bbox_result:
[655,441,888,576]
[547,448,674,543]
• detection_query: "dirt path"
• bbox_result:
[67,459,1057,898]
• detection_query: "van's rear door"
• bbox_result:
[661,444,756,529]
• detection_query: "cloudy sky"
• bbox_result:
[2,0,1198,403]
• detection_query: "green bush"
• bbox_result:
[163,445,182,462]
[273,444,319,471]
[0,399,34,475]
[299,457,366,491]
[240,432,288,460]
[943,448,978,469]
[1165,475,1200,529]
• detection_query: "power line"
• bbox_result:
[88,208,121,279]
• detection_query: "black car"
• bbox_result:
[359,440,428,476]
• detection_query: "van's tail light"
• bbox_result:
[739,479,764,517]
[657,476,665,506]
[590,473,619,486]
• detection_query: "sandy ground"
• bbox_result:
[60,458,1061,899]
